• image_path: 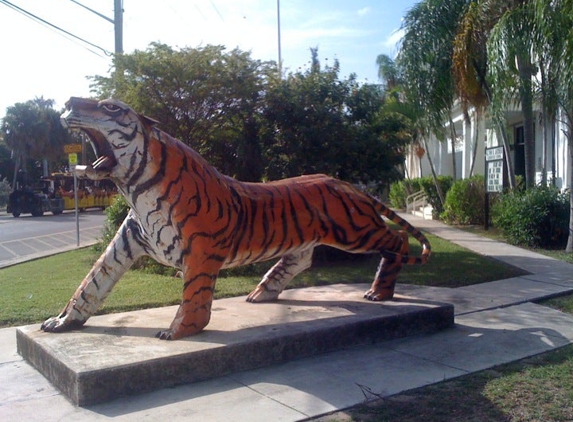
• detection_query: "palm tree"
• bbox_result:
[1,101,48,175]
[452,0,517,187]
[398,0,473,183]
[487,0,537,188]
[532,0,573,251]
[376,53,446,204]
[0,97,69,187]
[376,54,400,93]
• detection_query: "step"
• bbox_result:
[17,283,454,406]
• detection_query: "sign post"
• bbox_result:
[485,146,504,230]
[68,153,80,247]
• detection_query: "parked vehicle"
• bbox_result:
[6,173,117,217]
[7,189,63,217]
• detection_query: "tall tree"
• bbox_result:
[91,43,413,188]
[376,54,401,93]
[398,0,472,183]
[532,0,573,251]
[260,57,351,180]
[486,0,537,188]
[375,53,444,200]
[452,0,517,186]
[1,100,48,173]
[91,43,277,181]
[0,97,69,183]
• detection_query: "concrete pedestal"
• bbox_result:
[17,284,454,406]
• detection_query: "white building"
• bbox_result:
[406,101,571,191]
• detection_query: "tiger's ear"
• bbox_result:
[141,114,159,126]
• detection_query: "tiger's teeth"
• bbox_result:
[93,156,110,169]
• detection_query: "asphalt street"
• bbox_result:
[0,209,106,268]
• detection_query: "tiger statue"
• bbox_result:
[41,97,431,340]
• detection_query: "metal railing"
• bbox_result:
[406,190,428,215]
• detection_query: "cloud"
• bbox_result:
[383,28,404,55]
[357,7,370,17]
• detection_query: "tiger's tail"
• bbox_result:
[375,201,431,265]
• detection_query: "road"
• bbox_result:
[0,210,107,269]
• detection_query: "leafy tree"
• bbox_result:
[345,83,413,185]
[0,97,69,186]
[260,55,411,187]
[0,139,14,183]
[91,43,277,181]
[2,101,48,173]
[90,43,413,188]
[260,59,350,180]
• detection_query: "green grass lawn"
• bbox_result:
[311,241,573,422]
[2,222,573,420]
[316,342,573,422]
[0,230,524,327]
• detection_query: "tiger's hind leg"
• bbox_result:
[247,247,314,303]
[364,230,409,301]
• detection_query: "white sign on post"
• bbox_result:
[485,147,504,193]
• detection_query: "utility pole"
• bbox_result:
[114,0,123,54]
[277,0,282,77]
[70,0,123,54]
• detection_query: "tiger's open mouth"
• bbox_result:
[82,128,117,173]
[69,128,117,180]
[60,98,117,180]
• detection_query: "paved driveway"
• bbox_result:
[0,210,106,268]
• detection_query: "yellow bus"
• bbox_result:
[42,172,118,212]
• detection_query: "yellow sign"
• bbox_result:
[64,144,83,154]
[68,153,78,166]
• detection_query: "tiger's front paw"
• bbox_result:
[41,314,84,333]
[246,285,280,303]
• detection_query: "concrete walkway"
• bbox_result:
[2,213,573,421]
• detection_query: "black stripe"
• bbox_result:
[285,188,305,245]
[132,136,167,203]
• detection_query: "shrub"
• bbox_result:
[389,181,407,209]
[418,175,453,217]
[102,195,130,246]
[441,175,486,225]
[492,186,570,248]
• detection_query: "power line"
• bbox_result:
[0,0,111,57]
[209,0,224,22]
[69,0,114,24]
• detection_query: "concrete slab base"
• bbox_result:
[16,284,453,406]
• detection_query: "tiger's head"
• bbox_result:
[60,97,159,183]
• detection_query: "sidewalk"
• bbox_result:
[2,213,573,421]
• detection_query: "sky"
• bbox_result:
[0,0,417,117]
